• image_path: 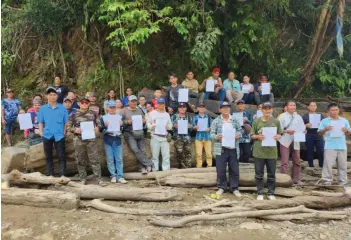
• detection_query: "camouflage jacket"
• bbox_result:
[67,109,100,141]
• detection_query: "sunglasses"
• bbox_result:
[80,101,89,105]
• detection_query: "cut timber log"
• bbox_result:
[159,172,292,188]
[53,182,182,202]
[7,170,70,185]
[1,188,79,210]
[238,187,303,197]
[90,199,235,216]
[247,195,351,210]
[259,213,347,221]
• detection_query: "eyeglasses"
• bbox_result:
[80,102,89,105]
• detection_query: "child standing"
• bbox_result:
[152,88,163,110]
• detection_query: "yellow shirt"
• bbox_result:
[181,79,199,93]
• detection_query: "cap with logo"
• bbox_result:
[236,100,245,105]
[79,97,90,103]
[63,98,72,103]
[262,102,273,108]
[178,102,186,108]
[157,98,166,104]
[220,101,231,108]
[128,95,138,101]
[46,87,57,94]
[107,100,116,107]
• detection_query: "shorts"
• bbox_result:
[4,118,16,134]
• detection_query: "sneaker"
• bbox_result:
[98,181,108,187]
[233,190,242,197]
[80,180,87,185]
[111,177,117,183]
[216,188,224,195]
[257,195,264,201]
[267,195,276,200]
[118,178,127,184]
[146,167,152,173]
[322,181,332,186]
[141,168,147,175]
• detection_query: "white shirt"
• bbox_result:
[279,112,306,150]
[147,110,172,141]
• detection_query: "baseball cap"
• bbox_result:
[107,100,116,107]
[85,92,95,98]
[128,95,138,101]
[33,99,42,105]
[63,98,72,103]
[178,102,186,108]
[46,87,57,94]
[220,101,231,108]
[79,97,90,103]
[198,102,206,107]
[6,88,13,93]
[237,100,245,105]
[157,98,166,104]
[262,102,273,108]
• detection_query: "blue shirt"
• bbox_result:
[237,110,253,143]
[38,104,68,141]
[121,96,129,107]
[1,98,22,120]
[318,117,351,150]
[192,114,211,141]
[223,79,241,92]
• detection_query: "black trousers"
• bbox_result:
[239,143,251,163]
[216,148,239,192]
[255,158,276,195]
[43,137,66,176]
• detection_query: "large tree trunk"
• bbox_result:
[1,188,79,210]
[159,172,292,188]
[53,182,182,202]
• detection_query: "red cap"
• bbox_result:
[212,67,220,73]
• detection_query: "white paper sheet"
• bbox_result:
[261,83,271,95]
[178,89,189,102]
[222,128,236,148]
[256,110,263,118]
[81,121,95,140]
[18,113,33,130]
[262,127,277,147]
[294,132,306,142]
[177,119,188,134]
[197,118,208,131]
[132,115,143,131]
[232,112,244,126]
[330,120,345,137]
[242,84,251,93]
[206,80,215,92]
[155,118,167,135]
[309,114,321,128]
[105,114,121,132]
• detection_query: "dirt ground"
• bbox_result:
[2,178,351,240]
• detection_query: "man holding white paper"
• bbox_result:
[67,97,107,187]
[250,102,282,200]
[318,103,351,185]
[210,102,242,197]
[302,102,325,168]
[120,95,153,174]
[199,67,226,102]
[254,75,274,105]
[171,103,193,168]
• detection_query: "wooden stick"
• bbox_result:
[259,213,347,221]
[238,187,303,197]
[7,170,70,185]
[211,207,252,214]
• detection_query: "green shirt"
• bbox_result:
[250,117,283,159]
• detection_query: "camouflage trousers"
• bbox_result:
[74,138,102,181]
[174,138,192,168]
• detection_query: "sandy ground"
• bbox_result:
[2,178,351,240]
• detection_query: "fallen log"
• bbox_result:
[148,205,308,228]
[7,170,70,185]
[53,182,182,202]
[90,199,235,216]
[211,207,252,214]
[1,188,79,210]
[159,172,292,188]
[247,195,351,210]
[301,160,351,169]
[238,187,303,197]
[259,213,347,221]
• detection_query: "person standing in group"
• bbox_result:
[120,95,153,174]
[193,102,212,168]
[26,99,43,146]
[210,102,242,197]
[100,100,127,184]
[1,88,22,146]
[104,89,116,114]
[181,71,199,98]
[199,67,226,102]
[223,72,243,103]
[241,75,255,104]
[138,95,147,114]
[67,97,107,186]
[302,102,325,168]
[254,75,274,105]
[235,100,253,163]
[26,95,43,113]
[63,98,77,117]
[279,100,306,185]
[53,73,69,104]
[38,87,68,177]
[121,88,133,107]
[250,102,283,200]
[171,103,193,168]
[318,103,351,186]
[151,88,163,109]
[115,99,124,114]
[86,92,101,116]
[147,98,172,171]
[67,91,79,109]
[165,73,184,115]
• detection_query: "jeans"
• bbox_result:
[124,131,152,170]
[151,137,170,171]
[216,147,239,192]
[195,140,212,168]
[43,137,66,176]
[4,118,16,134]
[104,142,123,179]
[239,143,251,163]
[255,158,276,195]
[280,144,301,184]
[322,149,347,185]
[204,88,226,102]
[242,93,255,104]
[305,134,324,167]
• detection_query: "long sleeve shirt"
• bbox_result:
[192,114,212,141]
[279,112,306,150]
[147,110,172,141]
[171,113,192,140]
[223,79,241,92]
